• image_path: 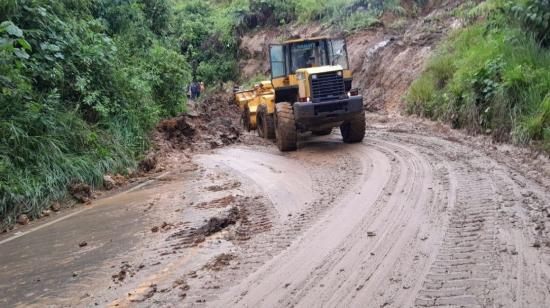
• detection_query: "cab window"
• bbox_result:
[329,39,349,70]
[269,44,285,78]
[289,41,329,73]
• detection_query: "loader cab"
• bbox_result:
[269,37,352,103]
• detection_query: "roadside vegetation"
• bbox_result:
[227,0,428,33]
[0,0,191,228]
[0,0,431,229]
[406,0,550,152]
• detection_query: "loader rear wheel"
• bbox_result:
[257,110,265,138]
[257,105,275,139]
[242,107,252,132]
[340,112,366,143]
[275,102,297,151]
[312,128,332,136]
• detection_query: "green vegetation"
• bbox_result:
[4,0,542,228]
[231,0,421,32]
[406,0,550,151]
[0,0,194,228]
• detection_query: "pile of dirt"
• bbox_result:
[169,206,241,246]
[68,182,92,203]
[202,253,237,272]
[196,195,237,209]
[205,181,241,192]
[168,194,272,247]
[154,92,241,152]
[111,262,135,283]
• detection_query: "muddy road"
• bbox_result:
[1,119,549,307]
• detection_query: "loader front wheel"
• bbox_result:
[275,102,297,151]
[257,108,265,138]
[340,112,366,143]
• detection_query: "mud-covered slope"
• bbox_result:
[238,1,465,113]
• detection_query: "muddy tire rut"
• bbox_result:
[179,128,550,308]
[4,125,547,308]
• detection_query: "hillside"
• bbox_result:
[1,0,548,228]
[1,1,550,307]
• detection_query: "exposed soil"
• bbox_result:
[186,123,550,308]
[196,195,237,209]
[205,181,241,192]
[154,92,241,153]
[169,206,241,246]
[202,253,237,272]
[67,182,93,203]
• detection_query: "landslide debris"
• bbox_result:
[169,206,241,246]
[202,253,237,272]
[155,92,241,152]
[68,182,93,203]
[112,262,135,283]
[205,181,241,192]
[168,195,272,247]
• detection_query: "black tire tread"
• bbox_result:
[340,112,366,143]
[275,102,297,151]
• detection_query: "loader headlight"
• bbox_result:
[311,74,318,80]
[336,71,343,77]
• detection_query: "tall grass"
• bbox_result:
[0,102,145,228]
[0,1,190,230]
[406,1,550,151]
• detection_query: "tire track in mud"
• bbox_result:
[292,139,442,308]
[274,142,406,307]
[183,146,364,305]
[378,131,550,307]
[203,136,455,307]
[415,170,499,307]
[182,129,549,307]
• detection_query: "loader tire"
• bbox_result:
[340,111,366,143]
[312,128,332,136]
[275,102,297,151]
[242,107,252,132]
[257,107,265,138]
[257,105,275,139]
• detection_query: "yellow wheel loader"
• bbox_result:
[235,36,365,151]
[234,80,276,138]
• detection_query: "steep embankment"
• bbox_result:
[406,0,550,152]
[238,1,465,113]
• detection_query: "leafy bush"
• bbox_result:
[333,0,405,30]
[512,0,550,47]
[0,0,193,229]
[341,11,382,32]
[174,0,239,84]
[147,43,191,115]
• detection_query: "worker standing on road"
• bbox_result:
[199,81,205,97]
[190,82,198,100]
